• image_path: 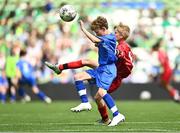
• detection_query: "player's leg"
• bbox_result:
[160,79,180,102]
[18,87,26,97]
[82,59,98,69]
[12,76,31,103]
[10,69,23,102]
[31,85,52,104]
[58,59,98,69]
[0,87,1,102]
[45,59,98,74]
[98,88,125,126]
[108,77,122,93]
[94,77,122,124]
[9,85,16,103]
[28,77,52,103]
[0,77,8,104]
[18,87,31,103]
[0,86,7,104]
[70,71,92,112]
[160,72,180,102]
[93,64,124,126]
[6,78,16,103]
[94,92,111,125]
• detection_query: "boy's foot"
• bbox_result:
[45,97,52,104]
[45,61,61,74]
[174,90,180,102]
[96,119,111,125]
[21,95,31,103]
[108,113,125,126]
[70,102,92,112]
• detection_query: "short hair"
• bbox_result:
[114,23,130,40]
[19,49,27,57]
[90,16,108,31]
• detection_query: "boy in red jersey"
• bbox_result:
[152,39,180,102]
[45,23,134,125]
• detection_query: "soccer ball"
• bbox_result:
[140,90,151,100]
[59,5,77,22]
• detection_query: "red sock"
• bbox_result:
[169,88,176,98]
[98,105,109,121]
[58,60,83,70]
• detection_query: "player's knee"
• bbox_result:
[98,88,107,97]
[32,86,39,94]
[74,74,80,81]
[82,59,90,65]
[74,72,86,81]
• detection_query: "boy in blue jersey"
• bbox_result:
[75,17,125,126]
[45,23,132,125]
[72,17,125,126]
[16,50,52,103]
[46,16,125,126]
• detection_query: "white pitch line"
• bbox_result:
[0,121,180,126]
[29,129,175,132]
[126,121,180,124]
[0,129,177,133]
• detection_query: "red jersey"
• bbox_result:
[158,50,172,73]
[158,50,172,82]
[108,40,134,93]
[115,40,134,78]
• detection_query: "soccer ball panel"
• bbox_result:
[59,5,77,22]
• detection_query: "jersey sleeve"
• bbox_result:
[116,49,126,59]
[116,45,127,59]
[116,45,134,63]
[96,36,105,44]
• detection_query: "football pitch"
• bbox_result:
[0,101,180,132]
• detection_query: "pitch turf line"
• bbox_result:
[0,127,177,133]
[0,121,180,126]
[0,122,179,132]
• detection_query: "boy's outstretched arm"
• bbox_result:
[79,20,101,43]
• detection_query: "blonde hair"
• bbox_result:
[114,23,130,40]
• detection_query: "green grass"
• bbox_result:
[0,101,180,132]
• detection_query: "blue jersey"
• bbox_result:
[86,33,117,90]
[97,33,117,65]
[16,59,36,86]
[16,60,34,78]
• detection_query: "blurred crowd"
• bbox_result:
[0,0,180,86]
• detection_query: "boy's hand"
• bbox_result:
[77,17,101,43]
